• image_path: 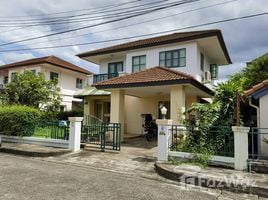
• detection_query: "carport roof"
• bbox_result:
[74,86,111,98]
[93,66,213,95]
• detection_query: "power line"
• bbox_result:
[0,0,168,26]
[13,0,237,48]
[0,11,266,52]
[0,0,199,47]
[0,0,142,19]
[0,0,150,34]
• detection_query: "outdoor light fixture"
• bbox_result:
[160,105,167,119]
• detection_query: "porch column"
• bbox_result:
[110,89,125,141]
[170,86,186,125]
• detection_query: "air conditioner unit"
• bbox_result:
[204,71,211,83]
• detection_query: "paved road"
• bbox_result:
[0,153,225,200]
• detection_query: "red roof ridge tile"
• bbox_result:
[245,79,268,96]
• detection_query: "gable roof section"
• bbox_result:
[245,80,268,99]
[93,66,213,95]
[0,55,92,75]
[77,29,231,64]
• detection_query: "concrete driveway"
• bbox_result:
[39,137,158,177]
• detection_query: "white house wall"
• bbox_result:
[96,42,214,84]
[99,57,127,74]
[124,94,199,135]
[2,63,87,111]
[259,95,268,158]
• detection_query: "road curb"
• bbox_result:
[0,146,70,157]
[155,162,268,198]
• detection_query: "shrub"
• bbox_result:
[56,110,83,120]
[0,105,41,137]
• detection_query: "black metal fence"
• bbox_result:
[169,125,234,157]
[33,120,69,140]
[81,115,121,151]
[249,127,268,159]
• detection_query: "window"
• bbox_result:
[200,53,204,71]
[11,72,17,82]
[210,64,218,79]
[76,78,83,89]
[132,55,146,72]
[50,72,59,83]
[108,62,123,74]
[159,48,186,68]
[31,70,36,75]
[3,76,8,84]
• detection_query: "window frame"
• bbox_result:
[132,55,146,72]
[11,72,17,82]
[50,72,59,83]
[210,64,218,80]
[200,53,205,71]
[159,48,186,68]
[3,76,8,84]
[76,78,83,89]
[108,61,124,74]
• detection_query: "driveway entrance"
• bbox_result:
[41,136,157,175]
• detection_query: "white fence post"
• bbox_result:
[232,126,250,170]
[156,119,173,161]
[68,117,83,152]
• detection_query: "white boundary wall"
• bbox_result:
[0,135,68,148]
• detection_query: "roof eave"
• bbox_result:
[95,79,214,96]
[77,31,232,64]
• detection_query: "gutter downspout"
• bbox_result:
[249,97,260,128]
[249,97,261,159]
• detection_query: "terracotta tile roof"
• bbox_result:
[77,29,231,64]
[93,66,213,95]
[245,80,268,96]
[0,55,92,74]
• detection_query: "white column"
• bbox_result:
[68,117,83,152]
[156,119,173,161]
[170,86,186,125]
[232,126,250,170]
[110,89,125,141]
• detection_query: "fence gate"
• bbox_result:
[81,116,121,151]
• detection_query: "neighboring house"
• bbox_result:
[246,80,268,158]
[76,29,231,138]
[0,56,92,111]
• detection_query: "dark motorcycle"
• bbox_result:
[144,115,158,141]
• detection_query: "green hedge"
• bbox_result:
[0,105,41,137]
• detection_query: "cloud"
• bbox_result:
[2,52,35,64]
[0,0,266,79]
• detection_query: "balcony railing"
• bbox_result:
[93,73,119,83]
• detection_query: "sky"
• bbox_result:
[0,0,267,80]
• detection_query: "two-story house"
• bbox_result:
[76,29,232,138]
[0,56,92,111]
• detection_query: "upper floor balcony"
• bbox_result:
[92,72,119,84]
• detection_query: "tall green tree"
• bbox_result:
[230,54,268,90]
[1,70,61,110]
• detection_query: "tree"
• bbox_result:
[1,70,61,110]
[230,54,268,90]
